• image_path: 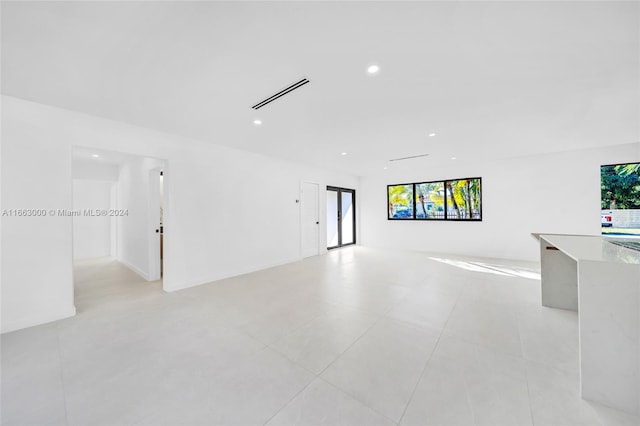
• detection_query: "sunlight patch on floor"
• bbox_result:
[428,257,541,280]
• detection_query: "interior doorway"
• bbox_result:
[71,147,168,314]
[327,186,356,249]
[147,167,164,281]
[160,171,164,277]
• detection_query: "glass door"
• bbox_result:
[327,186,356,249]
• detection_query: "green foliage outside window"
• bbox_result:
[601,163,640,209]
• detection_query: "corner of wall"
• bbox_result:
[1,305,76,334]
[118,257,150,281]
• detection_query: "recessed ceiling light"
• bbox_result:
[91,154,100,158]
[383,166,388,170]
[451,157,457,160]
[253,119,262,125]
[341,152,348,156]
[367,64,380,74]
[428,133,436,137]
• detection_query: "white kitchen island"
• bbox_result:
[539,234,640,415]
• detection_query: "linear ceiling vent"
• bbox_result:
[251,78,310,110]
[389,153,430,162]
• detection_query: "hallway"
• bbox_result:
[73,257,163,315]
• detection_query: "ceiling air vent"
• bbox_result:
[251,78,310,110]
[389,154,430,162]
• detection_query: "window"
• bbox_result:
[601,162,640,236]
[388,177,482,221]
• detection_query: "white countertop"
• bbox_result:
[540,234,640,265]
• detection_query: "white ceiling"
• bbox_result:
[72,146,147,167]
[2,1,639,176]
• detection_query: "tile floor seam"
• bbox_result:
[516,316,581,377]
[260,376,316,426]
[379,314,444,336]
[315,314,384,378]
[237,301,338,346]
[523,364,536,426]
[397,279,465,425]
[462,366,478,426]
[197,298,294,345]
[396,324,446,425]
[54,326,71,426]
[264,342,320,378]
[516,311,539,426]
[317,376,400,426]
[524,357,580,381]
[307,315,400,421]
[442,300,525,359]
[262,304,384,377]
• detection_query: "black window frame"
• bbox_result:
[327,186,357,249]
[387,177,482,221]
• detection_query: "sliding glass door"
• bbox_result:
[327,186,356,249]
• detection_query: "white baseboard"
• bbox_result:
[163,256,302,292]
[118,258,149,281]
[1,305,76,334]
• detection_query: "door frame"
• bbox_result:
[327,186,356,250]
[147,167,163,281]
[300,181,320,258]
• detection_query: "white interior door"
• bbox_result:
[147,168,163,281]
[301,182,320,258]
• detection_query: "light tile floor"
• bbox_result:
[2,246,639,425]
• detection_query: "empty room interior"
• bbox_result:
[1,1,640,426]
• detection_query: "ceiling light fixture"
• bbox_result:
[253,119,262,125]
[91,154,100,158]
[367,64,380,74]
[451,157,457,160]
[341,152,348,156]
[428,133,436,137]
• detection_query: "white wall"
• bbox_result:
[72,180,113,260]
[0,95,359,333]
[72,160,119,181]
[1,98,76,332]
[360,142,640,262]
